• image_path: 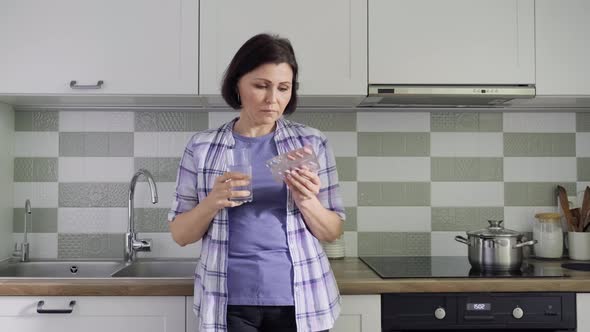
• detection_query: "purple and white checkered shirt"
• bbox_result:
[168,117,345,332]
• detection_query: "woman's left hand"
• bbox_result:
[285,167,321,205]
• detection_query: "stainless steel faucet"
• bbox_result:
[125,169,158,263]
[13,199,32,262]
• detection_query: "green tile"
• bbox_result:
[358,182,430,206]
[14,158,58,182]
[59,183,128,207]
[431,207,504,231]
[358,133,430,156]
[134,208,170,232]
[135,112,209,132]
[578,158,590,181]
[504,133,576,157]
[134,158,181,183]
[335,157,356,181]
[58,233,124,259]
[343,207,357,231]
[287,113,356,131]
[13,208,58,233]
[431,113,502,132]
[431,157,503,181]
[358,232,430,256]
[60,133,133,157]
[576,113,590,132]
[504,182,576,206]
[14,111,58,131]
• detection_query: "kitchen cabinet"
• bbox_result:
[0,296,185,332]
[578,293,590,332]
[0,0,198,95]
[369,0,535,85]
[535,0,590,95]
[199,0,367,96]
[332,295,381,332]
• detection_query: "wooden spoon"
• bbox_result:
[580,186,590,232]
[557,185,576,232]
[571,208,582,232]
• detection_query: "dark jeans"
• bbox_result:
[227,305,329,332]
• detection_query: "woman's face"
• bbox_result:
[236,62,293,127]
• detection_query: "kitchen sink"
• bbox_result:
[0,261,126,278]
[111,260,197,278]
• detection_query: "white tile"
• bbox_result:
[431,182,504,207]
[504,206,558,233]
[324,132,357,157]
[577,133,590,157]
[14,132,59,157]
[503,113,576,133]
[343,231,357,257]
[58,208,128,233]
[357,157,430,181]
[14,183,58,208]
[430,232,467,256]
[135,182,177,208]
[209,112,237,129]
[357,207,431,232]
[504,157,577,182]
[134,132,195,157]
[431,133,503,157]
[13,233,58,259]
[137,233,201,259]
[339,182,357,207]
[58,157,134,182]
[357,112,430,132]
[59,111,134,132]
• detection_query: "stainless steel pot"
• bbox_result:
[455,220,537,271]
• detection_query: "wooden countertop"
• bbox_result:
[1,258,589,296]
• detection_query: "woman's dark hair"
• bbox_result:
[221,33,299,115]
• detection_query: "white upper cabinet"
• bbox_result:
[0,0,198,95]
[369,0,535,85]
[199,0,367,96]
[536,0,590,95]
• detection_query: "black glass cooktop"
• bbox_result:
[359,256,569,278]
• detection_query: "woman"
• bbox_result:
[168,33,345,332]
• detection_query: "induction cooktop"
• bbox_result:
[359,256,569,278]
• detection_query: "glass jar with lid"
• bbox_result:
[533,213,563,259]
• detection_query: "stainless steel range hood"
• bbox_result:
[359,85,536,108]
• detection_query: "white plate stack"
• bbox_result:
[322,236,345,259]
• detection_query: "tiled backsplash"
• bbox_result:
[10,111,590,259]
[0,104,14,260]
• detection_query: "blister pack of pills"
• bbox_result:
[265,145,320,182]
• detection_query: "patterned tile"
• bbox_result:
[431,113,502,132]
[135,112,209,132]
[59,133,133,157]
[13,208,58,233]
[335,157,356,181]
[358,232,430,256]
[58,233,124,259]
[357,132,430,156]
[14,158,58,182]
[134,208,170,232]
[134,158,181,182]
[343,207,357,231]
[577,113,590,132]
[59,183,128,207]
[15,111,58,131]
[358,182,430,206]
[504,182,576,206]
[431,157,503,181]
[287,112,356,131]
[504,133,576,157]
[578,158,590,181]
[431,207,504,231]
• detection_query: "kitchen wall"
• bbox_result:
[10,111,590,259]
[0,104,14,260]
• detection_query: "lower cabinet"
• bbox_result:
[578,293,590,332]
[332,295,381,332]
[0,296,185,332]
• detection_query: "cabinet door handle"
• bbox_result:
[36,300,76,314]
[69,80,104,89]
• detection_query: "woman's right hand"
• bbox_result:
[202,172,251,210]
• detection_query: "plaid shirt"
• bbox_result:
[168,117,345,332]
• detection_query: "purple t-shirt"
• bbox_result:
[227,131,293,305]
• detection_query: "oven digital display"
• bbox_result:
[466,303,491,311]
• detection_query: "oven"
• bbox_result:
[381,292,576,331]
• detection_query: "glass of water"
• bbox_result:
[226,146,253,203]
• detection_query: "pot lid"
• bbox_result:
[467,220,523,238]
